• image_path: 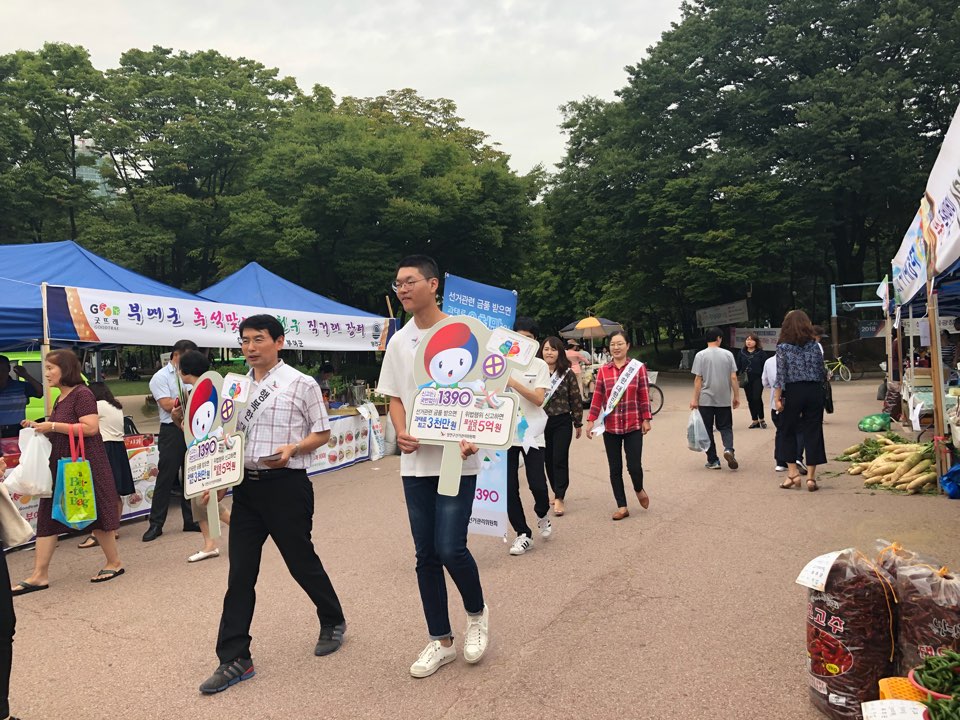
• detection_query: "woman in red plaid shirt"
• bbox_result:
[585,331,652,520]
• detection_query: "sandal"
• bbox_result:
[779,475,800,489]
[748,422,760,429]
[11,580,49,596]
[91,568,125,584]
[807,479,819,492]
[759,420,767,429]
[78,534,99,549]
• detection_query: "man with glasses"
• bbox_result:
[200,314,346,694]
[377,255,490,678]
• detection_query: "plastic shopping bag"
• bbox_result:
[51,425,97,530]
[3,427,53,497]
[687,410,711,452]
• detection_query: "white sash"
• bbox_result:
[591,359,643,436]
[238,363,301,434]
[542,369,569,406]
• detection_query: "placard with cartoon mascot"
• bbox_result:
[182,371,245,499]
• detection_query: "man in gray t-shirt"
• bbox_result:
[690,327,741,470]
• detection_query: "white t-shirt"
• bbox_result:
[97,400,125,442]
[761,355,778,409]
[508,357,551,448]
[377,317,482,477]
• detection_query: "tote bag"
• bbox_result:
[51,424,97,530]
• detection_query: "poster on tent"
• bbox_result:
[44,285,390,353]
[730,327,781,350]
[306,414,372,475]
[441,277,519,538]
[892,212,929,305]
[922,101,960,275]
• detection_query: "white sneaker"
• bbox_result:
[537,517,552,538]
[409,640,456,678]
[774,465,788,472]
[509,534,532,555]
[463,605,489,664]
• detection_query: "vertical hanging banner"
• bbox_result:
[443,274,517,329]
[442,275,517,538]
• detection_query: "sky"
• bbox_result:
[2,0,684,175]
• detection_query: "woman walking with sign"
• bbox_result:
[540,336,583,516]
[585,332,653,520]
[12,350,124,595]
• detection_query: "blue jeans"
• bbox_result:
[403,475,485,640]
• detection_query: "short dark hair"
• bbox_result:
[513,316,538,338]
[178,350,210,378]
[0,355,8,366]
[395,255,439,280]
[172,339,199,356]
[45,349,84,387]
[609,330,629,345]
[705,327,724,343]
[239,314,285,340]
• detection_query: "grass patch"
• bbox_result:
[105,379,152,396]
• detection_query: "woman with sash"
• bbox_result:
[585,331,653,520]
[540,336,583,516]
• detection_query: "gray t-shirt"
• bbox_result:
[691,346,737,407]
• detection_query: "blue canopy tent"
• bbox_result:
[0,240,199,351]
[198,262,381,319]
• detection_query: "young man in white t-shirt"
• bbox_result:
[376,255,489,679]
[505,317,553,556]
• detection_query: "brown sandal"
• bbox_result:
[779,475,800,489]
[78,535,99,549]
[806,478,819,492]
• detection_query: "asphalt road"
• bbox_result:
[7,376,958,719]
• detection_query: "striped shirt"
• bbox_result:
[237,361,330,470]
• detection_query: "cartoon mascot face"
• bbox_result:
[424,322,479,387]
[189,378,219,439]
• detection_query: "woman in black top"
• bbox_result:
[738,334,767,429]
[540,336,583,517]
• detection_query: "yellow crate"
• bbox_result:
[879,676,927,701]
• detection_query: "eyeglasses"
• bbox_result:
[391,278,430,293]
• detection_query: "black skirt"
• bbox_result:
[104,440,135,496]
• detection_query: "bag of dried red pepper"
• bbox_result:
[897,564,960,675]
[798,549,896,720]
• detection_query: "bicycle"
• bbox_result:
[824,354,864,382]
[581,367,664,416]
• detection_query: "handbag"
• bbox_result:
[0,481,34,548]
[51,424,97,530]
[738,370,749,389]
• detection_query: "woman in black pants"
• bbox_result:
[0,458,19,720]
[540,337,583,516]
[738,334,767,428]
[773,310,827,491]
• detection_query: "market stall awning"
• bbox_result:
[0,240,199,351]
[199,262,380,319]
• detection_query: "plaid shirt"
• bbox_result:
[237,361,330,470]
[587,361,652,433]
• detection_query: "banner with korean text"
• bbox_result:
[441,275,514,539]
[45,285,389,352]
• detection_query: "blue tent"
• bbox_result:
[199,262,379,318]
[0,240,198,351]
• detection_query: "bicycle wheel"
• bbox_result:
[649,384,664,416]
[838,365,852,382]
[849,362,864,380]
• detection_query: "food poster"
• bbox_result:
[307,414,371,475]
[121,434,160,518]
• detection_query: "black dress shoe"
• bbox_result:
[183,522,202,533]
[141,525,163,542]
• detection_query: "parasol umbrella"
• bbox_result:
[559,316,623,361]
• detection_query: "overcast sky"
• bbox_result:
[2,0,684,174]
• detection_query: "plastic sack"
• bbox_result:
[51,426,97,530]
[800,549,895,719]
[687,410,711,452]
[897,563,960,674]
[3,428,53,497]
[0,481,33,548]
[940,464,960,500]
[858,413,891,433]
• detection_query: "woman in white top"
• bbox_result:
[78,383,136,548]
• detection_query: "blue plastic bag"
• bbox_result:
[940,463,960,499]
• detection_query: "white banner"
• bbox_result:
[468,451,509,538]
[926,102,960,274]
[696,299,749,328]
[893,211,929,304]
[308,414,371,475]
[730,327,781,352]
[45,285,389,352]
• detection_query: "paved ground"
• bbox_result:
[6,377,959,719]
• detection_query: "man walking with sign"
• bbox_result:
[199,314,346,694]
[377,255,489,679]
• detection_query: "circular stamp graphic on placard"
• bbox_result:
[220,398,235,423]
[482,353,506,379]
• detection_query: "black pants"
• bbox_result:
[217,468,345,662]
[771,409,804,465]
[697,406,734,464]
[148,423,195,529]
[506,446,550,538]
[745,376,765,421]
[544,413,574,500]
[0,546,14,719]
[602,430,644,507]
[779,382,827,466]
